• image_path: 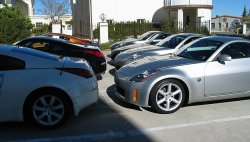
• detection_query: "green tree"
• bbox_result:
[32,24,50,36]
[242,6,248,17]
[0,5,33,44]
[39,0,70,22]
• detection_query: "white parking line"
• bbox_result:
[99,89,114,93]
[10,114,250,142]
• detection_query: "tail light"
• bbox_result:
[85,50,104,58]
[57,68,93,78]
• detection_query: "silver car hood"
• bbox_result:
[119,55,201,77]
[123,45,162,54]
[115,42,149,52]
[115,45,161,60]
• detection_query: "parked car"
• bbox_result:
[0,45,98,128]
[15,36,106,75]
[114,33,203,69]
[115,36,250,114]
[110,31,161,51]
[110,32,171,60]
[43,33,99,47]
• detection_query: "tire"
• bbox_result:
[150,79,186,114]
[26,90,71,129]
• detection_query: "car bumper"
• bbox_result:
[114,73,149,107]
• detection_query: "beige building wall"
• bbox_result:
[0,0,29,16]
[30,15,73,35]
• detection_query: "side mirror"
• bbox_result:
[218,54,232,62]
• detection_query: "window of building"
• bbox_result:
[67,24,72,30]
[219,23,221,30]
[5,0,12,4]
[36,22,43,27]
[211,23,215,29]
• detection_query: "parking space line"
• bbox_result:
[10,114,250,142]
[99,89,114,93]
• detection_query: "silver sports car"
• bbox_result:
[115,36,250,114]
[114,33,203,69]
[110,32,171,60]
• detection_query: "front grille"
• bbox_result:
[116,86,125,97]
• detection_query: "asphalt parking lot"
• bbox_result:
[1,51,250,142]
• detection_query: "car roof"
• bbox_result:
[175,33,203,37]
[203,36,246,43]
[25,36,68,43]
[0,45,15,55]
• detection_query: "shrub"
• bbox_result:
[0,5,33,44]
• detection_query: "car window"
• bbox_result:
[0,55,25,71]
[220,42,250,59]
[178,39,223,61]
[155,34,169,40]
[183,37,200,45]
[22,41,50,52]
[159,35,187,49]
[51,43,66,55]
[59,36,70,41]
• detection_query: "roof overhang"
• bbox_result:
[163,5,213,10]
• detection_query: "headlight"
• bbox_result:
[128,53,144,61]
[129,69,160,82]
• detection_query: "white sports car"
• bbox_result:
[0,45,99,128]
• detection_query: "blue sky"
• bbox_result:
[212,0,250,17]
[35,0,250,17]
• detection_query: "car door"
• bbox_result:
[0,54,26,122]
[0,55,5,96]
[204,42,250,97]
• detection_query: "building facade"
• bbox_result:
[0,0,33,16]
[153,0,213,30]
[71,0,164,38]
[30,15,73,35]
[211,15,243,33]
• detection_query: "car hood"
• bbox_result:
[115,45,162,61]
[119,55,201,77]
[123,45,161,54]
[115,46,174,62]
[114,42,149,52]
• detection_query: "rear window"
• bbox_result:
[0,55,25,71]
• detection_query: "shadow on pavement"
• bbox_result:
[106,84,142,111]
[0,98,153,142]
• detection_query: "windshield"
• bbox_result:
[178,39,224,61]
[138,32,157,41]
[156,35,187,49]
[147,34,160,42]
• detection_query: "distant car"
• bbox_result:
[110,32,171,60]
[114,33,203,69]
[110,31,161,51]
[115,36,250,114]
[0,45,98,128]
[15,36,106,75]
[43,33,99,47]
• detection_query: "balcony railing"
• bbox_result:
[164,0,212,6]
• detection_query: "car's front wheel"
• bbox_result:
[150,79,186,114]
[26,90,71,129]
